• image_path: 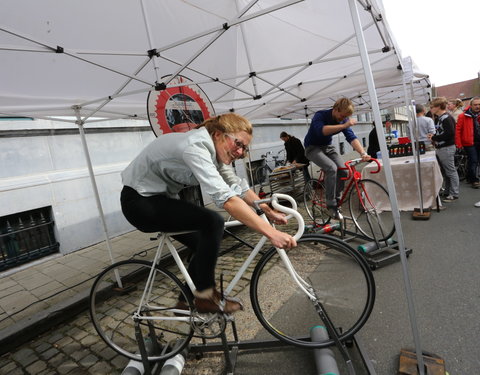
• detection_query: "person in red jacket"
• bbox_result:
[455,97,480,189]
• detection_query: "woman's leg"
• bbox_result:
[436,146,459,198]
[120,186,224,291]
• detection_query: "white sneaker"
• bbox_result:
[474,201,480,208]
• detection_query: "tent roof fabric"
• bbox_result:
[0,0,430,123]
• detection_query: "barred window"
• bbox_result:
[0,207,59,271]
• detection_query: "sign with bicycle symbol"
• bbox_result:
[147,75,215,136]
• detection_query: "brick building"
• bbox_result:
[434,74,480,106]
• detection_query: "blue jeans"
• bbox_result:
[464,145,480,183]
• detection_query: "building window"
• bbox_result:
[0,207,59,271]
[339,142,345,155]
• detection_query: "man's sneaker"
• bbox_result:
[472,182,480,189]
[194,288,243,314]
[327,205,343,220]
[442,195,458,202]
[474,201,480,208]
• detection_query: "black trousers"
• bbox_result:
[120,186,225,291]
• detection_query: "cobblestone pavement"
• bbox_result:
[0,205,308,375]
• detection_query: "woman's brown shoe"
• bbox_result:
[194,289,243,314]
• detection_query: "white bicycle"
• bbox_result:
[89,193,375,362]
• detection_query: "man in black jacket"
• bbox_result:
[280,132,311,182]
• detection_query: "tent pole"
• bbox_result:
[73,107,117,267]
[409,98,426,214]
[347,1,425,374]
[402,82,424,213]
[401,58,426,215]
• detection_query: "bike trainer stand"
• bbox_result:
[188,319,377,375]
[133,315,377,375]
[337,216,413,270]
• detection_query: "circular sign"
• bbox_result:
[147,75,215,137]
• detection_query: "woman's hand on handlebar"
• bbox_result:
[265,210,288,225]
[268,229,297,249]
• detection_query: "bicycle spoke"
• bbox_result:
[303,179,330,225]
[90,260,193,362]
[349,179,395,241]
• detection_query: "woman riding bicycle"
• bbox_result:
[120,113,296,314]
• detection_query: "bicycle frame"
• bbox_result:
[314,158,381,212]
[133,193,310,323]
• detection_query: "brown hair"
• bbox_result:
[448,98,463,109]
[430,97,448,110]
[200,113,253,136]
[333,98,354,115]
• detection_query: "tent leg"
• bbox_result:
[347,1,425,374]
[75,109,117,267]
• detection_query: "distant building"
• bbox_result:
[434,74,480,106]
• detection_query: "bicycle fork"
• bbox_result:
[277,247,356,374]
[356,181,388,243]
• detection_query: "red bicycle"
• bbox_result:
[303,158,395,241]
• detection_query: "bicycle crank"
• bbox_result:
[190,312,227,339]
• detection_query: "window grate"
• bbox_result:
[0,207,59,271]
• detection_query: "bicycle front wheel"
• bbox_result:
[250,235,375,348]
[89,260,194,362]
[349,179,395,241]
[303,179,331,225]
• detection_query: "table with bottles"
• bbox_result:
[362,151,443,211]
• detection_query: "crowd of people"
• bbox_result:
[424,96,480,207]
[288,95,480,209]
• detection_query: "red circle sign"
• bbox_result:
[147,75,215,136]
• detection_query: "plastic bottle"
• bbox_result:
[357,238,395,253]
[121,360,144,375]
[159,351,186,375]
[121,337,156,375]
[310,325,340,375]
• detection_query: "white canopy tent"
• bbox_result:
[1,0,430,372]
[0,0,430,122]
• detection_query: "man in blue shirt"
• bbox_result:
[304,98,370,219]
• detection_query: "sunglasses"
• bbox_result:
[224,133,249,156]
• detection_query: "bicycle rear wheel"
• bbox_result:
[255,165,269,186]
[250,235,375,348]
[89,259,194,362]
[349,179,395,241]
[303,179,331,225]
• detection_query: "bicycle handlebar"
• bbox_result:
[343,158,381,180]
[254,193,305,241]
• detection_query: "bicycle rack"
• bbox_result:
[337,215,412,270]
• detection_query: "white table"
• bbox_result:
[361,152,443,211]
